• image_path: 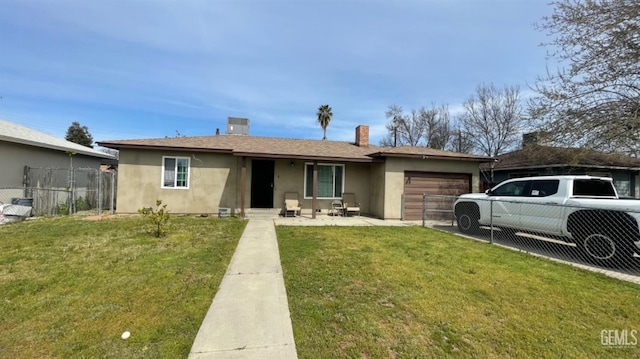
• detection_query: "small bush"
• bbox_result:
[75,196,90,211]
[138,200,170,237]
[57,203,69,216]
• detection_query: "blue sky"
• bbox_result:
[0,0,554,147]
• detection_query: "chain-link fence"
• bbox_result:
[0,166,117,217]
[408,194,457,225]
[0,187,70,216]
[418,194,640,279]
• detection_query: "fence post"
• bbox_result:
[72,167,77,214]
[489,200,494,244]
[23,165,29,198]
[110,171,115,214]
[68,166,76,214]
[97,169,102,215]
[422,193,426,227]
[451,196,456,227]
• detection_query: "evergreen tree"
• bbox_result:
[65,121,94,148]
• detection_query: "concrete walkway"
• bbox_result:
[188,219,297,359]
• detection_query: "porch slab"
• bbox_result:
[274,214,416,226]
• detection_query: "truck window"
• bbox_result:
[491,180,530,196]
[573,179,616,197]
[529,180,559,197]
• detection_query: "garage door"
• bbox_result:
[403,171,471,220]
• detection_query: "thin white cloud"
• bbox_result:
[0,0,555,143]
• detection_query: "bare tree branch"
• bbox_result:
[460,83,525,157]
[379,104,456,150]
[529,0,640,155]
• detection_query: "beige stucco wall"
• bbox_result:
[117,149,239,214]
[369,162,386,218]
[0,141,103,188]
[343,162,370,215]
[382,157,481,219]
[273,159,302,209]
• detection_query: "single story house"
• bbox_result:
[481,143,640,198]
[0,119,117,193]
[98,125,492,220]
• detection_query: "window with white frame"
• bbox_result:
[162,156,190,188]
[304,163,344,198]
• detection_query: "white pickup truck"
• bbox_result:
[454,175,640,263]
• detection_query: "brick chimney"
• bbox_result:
[355,125,369,147]
[522,131,550,148]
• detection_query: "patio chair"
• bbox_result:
[341,192,360,217]
[330,200,344,217]
[283,192,302,217]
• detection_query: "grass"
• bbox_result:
[0,215,246,358]
[277,226,640,358]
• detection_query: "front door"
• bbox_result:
[251,160,274,208]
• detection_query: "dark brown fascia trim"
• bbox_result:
[95,142,383,162]
[371,152,495,162]
[96,142,234,154]
[232,151,382,163]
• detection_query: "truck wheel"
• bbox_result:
[455,203,480,234]
[577,230,636,265]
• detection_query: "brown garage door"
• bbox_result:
[403,171,471,220]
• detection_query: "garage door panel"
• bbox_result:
[403,171,471,220]
[403,193,426,201]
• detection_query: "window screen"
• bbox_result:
[305,164,344,198]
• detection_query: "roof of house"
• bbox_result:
[0,120,116,160]
[371,146,490,161]
[98,135,492,163]
[482,145,640,171]
[0,119,116,160]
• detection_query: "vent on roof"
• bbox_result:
[226,117,249,135]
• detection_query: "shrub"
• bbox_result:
[138,200,170,237]
[57,203,70,216]
[75,196,90,211]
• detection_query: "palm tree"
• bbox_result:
[316,104,333,140]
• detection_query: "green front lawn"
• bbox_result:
[0,216,245,358]
[277,226,640,358]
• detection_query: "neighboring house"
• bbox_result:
[481,140,640,198]
[0,119,117,193]
[98,124,492,220]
